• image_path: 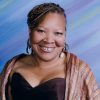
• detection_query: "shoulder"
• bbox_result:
[64,51,92,76]
[65,51,87,68]
[1,53,28,76]
[65,52,97,81]
[64,52,100,98]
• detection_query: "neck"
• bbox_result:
[31,53,65,70]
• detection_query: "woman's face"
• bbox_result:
[30,12,66,61]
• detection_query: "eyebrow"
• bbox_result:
[37,26,66,30]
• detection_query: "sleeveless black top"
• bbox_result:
[6,73,66,100]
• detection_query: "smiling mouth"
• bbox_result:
[40,46,54,53]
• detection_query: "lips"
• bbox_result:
[40,46,54,53]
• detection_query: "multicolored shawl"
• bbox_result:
[0,52,100,100]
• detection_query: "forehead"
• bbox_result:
[38,12,66,29]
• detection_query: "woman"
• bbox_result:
[0,2,100,100]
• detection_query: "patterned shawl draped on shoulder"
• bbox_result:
[0,54,22,100]
[64,52,100,100]
[0,52,100,100]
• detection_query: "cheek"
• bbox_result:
[55,38,65,47]
[30,33,43,44]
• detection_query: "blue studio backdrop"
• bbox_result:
[0,0,100,86]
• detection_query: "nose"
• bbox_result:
[43,33,54,43]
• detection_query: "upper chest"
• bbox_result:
[11,55,66,88]
[12,62,66,88]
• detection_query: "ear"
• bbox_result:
[28,39,31,48]
[27,28,32,45]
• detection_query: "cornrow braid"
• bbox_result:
[27,3,66,30]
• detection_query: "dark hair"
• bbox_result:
[27,2,66,31]
[26,3,67,53]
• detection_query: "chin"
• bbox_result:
[33,47,62,61]
[37,53,59,62]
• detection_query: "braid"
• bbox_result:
[27,3,66,30]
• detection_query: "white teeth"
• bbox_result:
[41,47,54,52]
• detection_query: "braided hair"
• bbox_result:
[26,3,67,53]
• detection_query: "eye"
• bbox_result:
[36,29,45,33]
[55,32,64,36]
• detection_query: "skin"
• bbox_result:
[30,12,66,66]
[12,12,67,87]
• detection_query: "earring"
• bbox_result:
[59,43,69,58]
[64,43,69,51]
[26,39,32,54]
[59,52,65,58]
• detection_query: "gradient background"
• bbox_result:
[0,0,100,86]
